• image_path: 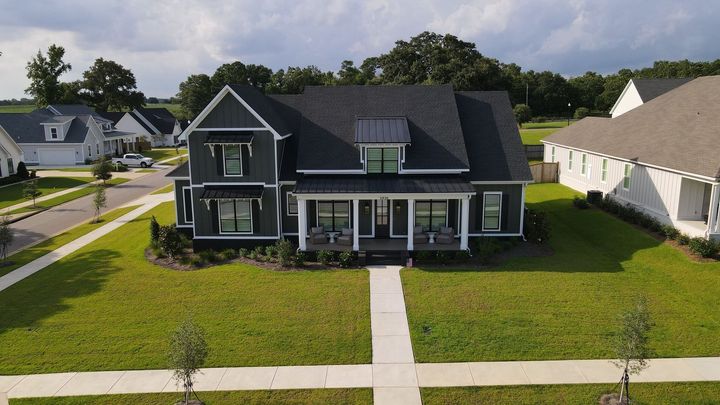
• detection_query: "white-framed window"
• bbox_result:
[182,187,193,223]
[50,127,58,139]
[415,200,448,232]
[482,192,502,231]
[223,145,243,176]
[317,201,350,232]
[366,147,399,174]
[580,153,587,176]
[623,164,632,190]
[568,150,573,172]
[601,158,608,183]
[286,192,298,216]
[7,158,14,175]
[219,200,252,233]
[550,146,556,163]
[87,145,92,157]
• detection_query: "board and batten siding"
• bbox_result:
[545,143,692,221]
[190,186,279,237]
[174,180,192,227]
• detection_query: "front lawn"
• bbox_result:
[520,128,558,145]
[522,120,571,129]
[142,147,187,164]
[11,389,372,405]
[9,178,129,214]
[402,183,720,363]
[150,183,174,195]
[422,382,720,404]
[0,177,95,210]
[0,202,370,375]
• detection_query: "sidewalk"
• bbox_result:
[1,180,100,214]
[0,192,173,293]
[37,170,147,179]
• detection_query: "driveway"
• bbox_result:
[7,168,173,255]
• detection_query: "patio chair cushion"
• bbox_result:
[413,225,424,235]
[341,228,354,236]
[414,233,428,244]
[439,226,454,235]
[311,226,325,235]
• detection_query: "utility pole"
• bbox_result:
[525,83,529,106]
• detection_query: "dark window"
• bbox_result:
[183,188,193,223]
[317,201,349,231]
[482,193,502,231]
[224,145,242,175]
[7,158,14,175]
[287,193,298,215]
[219,200,252,233]
[415,200,447,231]
[50,127,58,139]
[366,148,398,173]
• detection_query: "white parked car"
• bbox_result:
[112,153,155,168]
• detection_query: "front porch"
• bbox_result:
[305,237,461,252]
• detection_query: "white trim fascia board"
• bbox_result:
[176,225,193,228]
[132,109,161,135]
[226,86,284,140]
[183,87,238,137]
[609,79,634,116]
[274,138,282,236]
[194,236,280,240]
[470,181,532,185]
[468,233,522,237]
[296,169,365,174]
[192,182,275,187]
[279,181,297,185]
[399,168,469,174]
[17,142,85,145]
[166,175,190,179]
[541,140,720,182]
[296,192,475,200]
[355,142,410,147]
[278,132,293,139]
[282,232,299,236]
[195,127,268,131]
[481,191,503,232]
[40,119,74,125]
[0,125,22,153]
[182,186,194,224]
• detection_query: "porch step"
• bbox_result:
[364,250,408,266]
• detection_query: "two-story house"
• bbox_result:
[168,84,532,253]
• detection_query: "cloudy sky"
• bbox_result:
[1,0,718,99]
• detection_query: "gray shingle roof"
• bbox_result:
[294,175,474,194]
[135,107,177,134]
[455,91,533,182]
[0,110,89,144]
[228,85,291,137]
[544,76,720,179]
[48,104,111,123]
[129,111,158,134]
[97,111,126,124]
[355,117,411,144]
[633,78,693,102]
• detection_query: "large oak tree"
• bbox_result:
[80,58,144,112]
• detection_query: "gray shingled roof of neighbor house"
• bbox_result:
[544,76,720,179]
[166,161,189,177]
[0,110,89,144]
[632,78,693,102]
[135,107,178,134]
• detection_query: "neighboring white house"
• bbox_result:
[0,126,24,178]
[0,105,137,166]
[111,107,181,147]
[543,76,720,240]
[609,77,691,118]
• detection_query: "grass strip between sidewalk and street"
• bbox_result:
[8,178,129,214]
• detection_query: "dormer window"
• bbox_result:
[366,147,399,173]
[355,117,410,175]
[50,127,58,139]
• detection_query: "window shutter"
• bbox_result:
[501,193,509,231]
[211,201,219,234]
[215,146,223,176]
[251,199,260,234]
[242,144,250,176]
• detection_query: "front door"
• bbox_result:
[375,199,389,238]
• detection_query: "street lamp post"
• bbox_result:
[567,102,572,126]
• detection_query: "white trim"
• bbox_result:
[542,140,720,182]
[282,232,299,236]
[296,192,474,200]
[274,138,282,237]
[399,168,469,174]
[609,79,634,116]
[296,169,365,174]
[623,163,633,190]
[481,191,503,232]
[132,109,161,135]
[176,225,193,228]
[315,200,351,232]
[519,184,527,237]
[600,158,608,183]
[568,150,574,172]
[279,181,296,185]
[194,182,271,187]
[226,86,285,140]
[470,181,532,185]
[286,191,298,216]
[222,144,244,177]
[194,236,280,240]
[468,233,522,237]
[196,127,268,131]
[218,199,253,234]
[182,186,194,224]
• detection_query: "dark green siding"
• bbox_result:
[280,184,298,234]
[469,184,524,234]
[191,186,279,237]
[199,93,262,128]
[188,130,277,184]
[174,179,191,227]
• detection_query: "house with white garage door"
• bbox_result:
[0,105,137,166]
[543,76,720,240]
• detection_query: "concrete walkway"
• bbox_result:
[1,357,719,399]
[0,192,173,293]
[37,170,147,179]
[1,180,101,214]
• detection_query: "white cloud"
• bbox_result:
[429,0,517,37]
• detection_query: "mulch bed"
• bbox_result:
[411,241,554,269]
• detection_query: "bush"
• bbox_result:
[238,248,250,258]
[338,251,355,268]
[220,248,238,261]
[16,162,29,179]
[265,245,277,258]
[198,249,219,263]
[436,250,452,261]
[677,234,691,245]
[293,251,306,267]
[317,250,334,265]
[158,225,183,259]
[150,215,160,245]
[572,196,590,209]
[475,237,502,264]
[454,250,471,261]
[179,233,192,248]
[190,256,205,267]
[531,116,547,123]
[253,245,266,257]
[415,250,434,261]
[113,164,129,172]
[524,208,551,244]
[275,239,294,267]
[574,107,590,119]
[688,238,720,258]
[660,225,680,240]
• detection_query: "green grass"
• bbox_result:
[142,147,188,165]
[0,104,35,113]
[520,128,558,145]
[0,177,95,210]
[522,120,572,129]
[36,167,93,172]
[150,183,174,195]
[422,383,720,404]
[8,178,129,214]
[402,183,720,363]
[0,205,140,277]
[0,202,371,375]
[143,103,185,119]
[136,168,158,173]
[11,389,372,405]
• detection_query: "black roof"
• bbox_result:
[355,117,411,144]
[129,111,157,134]
[0,109,90,144]
[204,133,254,144]
[97,111,126,124]
[200,185,264,199]
[229,85,291,136]
[166,161,189,178]
[294,175,474,194]
[455,92,533,182]
[270,85,470,172]
[135,107,177,134]
[633,78,693,102]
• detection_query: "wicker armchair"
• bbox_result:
[337,228,354,246]
[436,226,455,244]
[310,226,327,244]
[413,226,428,244]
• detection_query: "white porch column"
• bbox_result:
[297,199,307,251]
[460,197,470,250]
[709,184,720,235]
[352,199,360,251]
[407,199,415,251]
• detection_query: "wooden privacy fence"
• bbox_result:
[530,162,558,183]
[524,144,544,160]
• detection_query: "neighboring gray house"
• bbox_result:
[0,104,136,166]
[609,77,692,118]
[168,84,532,254]
[112,107,181,147]
[543,76,720,240]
